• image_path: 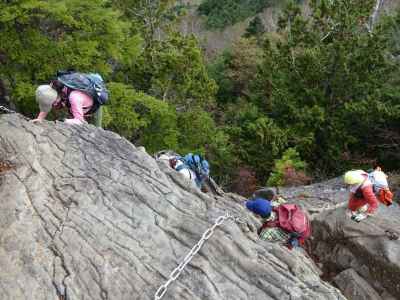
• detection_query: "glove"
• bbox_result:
[351,212,368,223]
[287,233,300,249]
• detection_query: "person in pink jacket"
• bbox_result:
[32,81,94,125]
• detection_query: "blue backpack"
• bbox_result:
[175,153,210,187]
[57,71,109,110]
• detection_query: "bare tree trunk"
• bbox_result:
[0,78,10,107]
[368,0,384,33]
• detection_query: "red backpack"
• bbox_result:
[261,204,311,244]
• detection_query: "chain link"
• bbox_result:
[154,212,244,300]
[0,105,17,114]
[0,105,31,121]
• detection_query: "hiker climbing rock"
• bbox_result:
[253,188,286,207]
[156,150,197,187]
[368,165,394,206]
[32,71,108,126]
[246,189,311,249]
[343,168,393,222]
[156,151,210,191]
[175,153,210,190]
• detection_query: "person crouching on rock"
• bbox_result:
[344,170,379,222]
[32,82,93,125]
[246,190,309,249]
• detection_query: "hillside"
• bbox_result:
[179,0,400,57]
[0,113,345,299]
[1,113,400,299]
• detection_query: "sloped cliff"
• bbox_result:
[278,179,400,300]
[0,114,344,300]
[180,0,400,57]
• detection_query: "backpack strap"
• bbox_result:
[175,163,189,172]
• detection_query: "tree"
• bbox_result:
[103,83,178,153]
[252,0,400,174]
[146,33,217,111]
[208,38,262,104]
[112,0,184,48]
[244,16,266,40]
[0,0,141,116]
[222,100,288,181]
[198,0,271,29]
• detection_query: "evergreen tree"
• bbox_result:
[198,0,271,29]
[244,16,265,40]
[253,0,400,173]
[0,0,140,115]
[103,83,178,153]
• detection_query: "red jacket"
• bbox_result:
[348,180,379,214]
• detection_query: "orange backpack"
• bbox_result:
[378,188,393,206]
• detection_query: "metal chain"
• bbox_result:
[0,105,17,114]
[0,105,31,121]
[154,212,245,300]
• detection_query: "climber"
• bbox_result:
[369,166,393,206]
[32,83,93,125]
[252,188,286,207]
[169,156,198,186]
[173,153,210,191]
[31,71,107,126]
[344,170,379,222]
[344,167,393,222]
[246,190,311,249]
[155,151,205,190]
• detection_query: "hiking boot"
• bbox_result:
[351,212,368,223]
[346,209,355,218]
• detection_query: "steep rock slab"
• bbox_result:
[270,179,349,222]
[0,114,344,300]
[313,205,400,299]
[333,269,382,300]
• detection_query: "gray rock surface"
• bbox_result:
[333,268,382,300]
[270,177,400,300]
[0,114,344,300]
[312,205,400,300]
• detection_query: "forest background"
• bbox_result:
[1,0,399,195]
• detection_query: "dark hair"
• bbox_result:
[372,162,381,170]
[253,188,275,201]
[50,79,64,94]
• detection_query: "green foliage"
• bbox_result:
[0,0,141,117]
[198,0,271,29]
[11,82,37,115]
[117,32,217,111]
[177,109,217,155]
[3,0,400,191]
[244,16,265,40]
[147,33,217,110]
[113,0,183,48]
[206,129,236,187]
[207,50,236,105]
[223,100,288,180]
[208,0,400,184]
[175,108,236,187]
[208,38,262,104]
[267,148,306,186]
[253,0,400,174]
[103,83,178,153]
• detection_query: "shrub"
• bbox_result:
[267,148,310,187]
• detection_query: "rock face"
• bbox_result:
[312,205,400,300]
[0,114,344,300]
[277,179,400,300]
[333,269,382,300]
